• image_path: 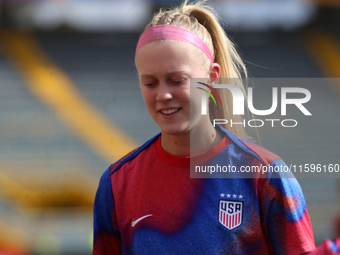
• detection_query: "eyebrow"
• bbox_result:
[140,70,188,78]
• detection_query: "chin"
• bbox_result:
[160,123,190,136]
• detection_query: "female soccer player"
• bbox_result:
[92,1,319,254]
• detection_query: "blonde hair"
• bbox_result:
[143,0,248,139]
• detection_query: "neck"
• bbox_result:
[160,124,222,157]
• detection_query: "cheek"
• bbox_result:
[141,88,156,108]
[189,89,202,107]
[189,90,208,120]
[175,86,191,103]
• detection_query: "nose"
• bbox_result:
[156,81,173,102]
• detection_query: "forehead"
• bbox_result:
[135,40,204,71]
[138,39,196,53]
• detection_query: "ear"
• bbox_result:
[209,63,220,85]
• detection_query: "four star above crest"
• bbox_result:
[220,193,244,199]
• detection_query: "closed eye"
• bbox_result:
[173,81,183,85]
[169,79,186,85]
[142,81,158,87]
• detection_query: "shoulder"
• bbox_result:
[238,137,282,167]
[108,133,161,176]
[219,125,283,167]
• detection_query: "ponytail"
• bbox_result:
[144,0,248,139]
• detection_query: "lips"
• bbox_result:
[159,108,181,115]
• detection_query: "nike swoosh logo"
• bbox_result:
[131,214,153,227]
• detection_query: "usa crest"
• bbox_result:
[219,200,243,230]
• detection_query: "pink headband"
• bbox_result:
[136,24,213,63]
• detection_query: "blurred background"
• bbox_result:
[0,0,339,254]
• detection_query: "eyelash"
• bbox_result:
[172,80,184,85]
[144,83,155,87]
[143,78,186,87]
